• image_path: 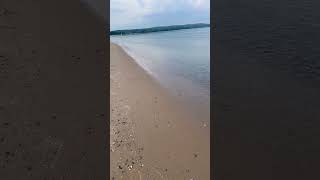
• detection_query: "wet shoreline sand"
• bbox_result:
[110,43,210,179]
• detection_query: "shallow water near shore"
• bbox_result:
[111,27,210,118]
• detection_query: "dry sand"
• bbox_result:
[110,43,210,180]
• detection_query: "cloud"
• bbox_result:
[192,0,210,8]
[110,0,210,30]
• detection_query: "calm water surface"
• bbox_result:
[111,27,210,116]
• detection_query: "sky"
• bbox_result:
[110,0,210,30]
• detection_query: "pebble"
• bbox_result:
[203,122,207,127]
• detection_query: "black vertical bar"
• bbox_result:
[0,0,109,179]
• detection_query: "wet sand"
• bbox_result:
[110,43,210,179]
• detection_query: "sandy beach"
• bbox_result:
[110,43,210,179]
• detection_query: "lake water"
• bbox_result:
[111,27,210,116]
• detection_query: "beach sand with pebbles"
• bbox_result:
[110,43,210,180]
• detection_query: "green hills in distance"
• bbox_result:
[110,23,210,35]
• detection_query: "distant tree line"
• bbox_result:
[110,23,210,35]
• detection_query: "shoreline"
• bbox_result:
[111,39,210,124]
[110,43,210,179]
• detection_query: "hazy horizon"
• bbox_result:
[110,22,210,31]
[110,0,210,31]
